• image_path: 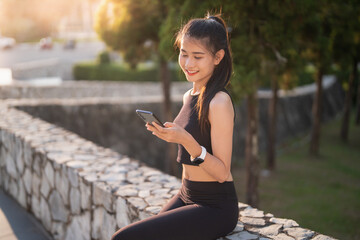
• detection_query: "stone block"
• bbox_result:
[40,173,51,199]
[127,197,147,211]
[0,146,6,167]
[49,190,69,222]
[6,153,18,179]
[70,187,81,214]
[44,161,55,188]
[240,207,265,218]
[116,197,130,228]
[270,217,299,228]
[9,178,18,199]
[248,224,283,238]
[40,196,52,231]
[23,168,32,194]
[93,182,114,212]
[145,196,168,206]
[273,233,295,240]
[15,139,25,175]
[68,167,79,188]
[18,179,27,208]
[80,178,91,210]
[23,142,33,167]
[51,222,66,240]
[92,207,117,240]
[55,170,69,205]
[285,227,315,240]
[32,172,41,198]
[65,212,91,240]
[32,153,42,176]
[145,206,161,215]
[226,231,258,240]
[240,216,266,226]
[31,195,41,219]
[311,234,336,240]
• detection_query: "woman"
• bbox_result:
[112,13,238,240]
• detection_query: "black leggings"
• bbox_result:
[112,179,239,240]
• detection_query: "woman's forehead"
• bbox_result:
[180,36,211,54]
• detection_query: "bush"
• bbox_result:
[73,62,185,82]
[97,51,111,65]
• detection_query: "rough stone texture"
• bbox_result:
[65,212,91,240]
[0,80,340,240]
[49,190,69,222]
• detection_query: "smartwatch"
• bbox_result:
[191,146,207,165]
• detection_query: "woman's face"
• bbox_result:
[178,36,220,87]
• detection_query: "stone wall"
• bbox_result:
[0,80,340,240]
[0,99,336,240]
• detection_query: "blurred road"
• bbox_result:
[0,41,106,80]
[0,189,52,240]
[0,41,105,68]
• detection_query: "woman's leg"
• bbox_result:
[111,202,237,240]
[159,193,185,213]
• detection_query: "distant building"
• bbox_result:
[57,0,101,40]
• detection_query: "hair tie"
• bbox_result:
[208,16,217,21]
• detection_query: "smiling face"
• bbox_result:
[178,36,221,90]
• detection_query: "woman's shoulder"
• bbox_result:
[210,90,232,107]
[183,89,192,103]
[209,90,235,122]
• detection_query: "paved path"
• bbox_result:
[0,189,52,240]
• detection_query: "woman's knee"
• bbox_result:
[111,228,127,240]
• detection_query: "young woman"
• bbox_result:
[112,14,238,240]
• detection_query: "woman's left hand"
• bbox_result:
[146,122,187,144]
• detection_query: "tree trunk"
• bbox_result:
[355,58,360,125]
[309,67,323,156]
[245,92,260,207]
[341,59,356,141]
[160,58,177,176]
[267,74,278,170]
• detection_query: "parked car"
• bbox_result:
[39,37,53,49]
[0,37,16,50]
[63,39,76,50]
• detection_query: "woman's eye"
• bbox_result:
[181,54,188,57]
[194,57,202,60]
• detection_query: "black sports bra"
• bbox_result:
[173,88,235,166]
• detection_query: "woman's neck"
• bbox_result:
[192,82,206,95]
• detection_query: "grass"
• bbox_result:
[232,113,360,240]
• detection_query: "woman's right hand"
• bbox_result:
[146,121,189,145]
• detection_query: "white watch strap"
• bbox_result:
[191,146,207,161]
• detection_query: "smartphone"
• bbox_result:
[136,109,165,127]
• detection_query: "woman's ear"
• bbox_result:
[214,49,225,65]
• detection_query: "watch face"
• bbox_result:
[192,157,204,165]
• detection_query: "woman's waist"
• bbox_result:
[180,178,237,197]
[182,165,234,182]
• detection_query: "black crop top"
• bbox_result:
[173,88,235,166]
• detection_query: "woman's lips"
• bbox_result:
[186,70,199,76]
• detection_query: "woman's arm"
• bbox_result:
[147,91,234,183]
[181,91,234,183]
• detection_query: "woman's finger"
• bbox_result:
[152,122,164,132]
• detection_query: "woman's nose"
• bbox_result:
[185,58,195,68]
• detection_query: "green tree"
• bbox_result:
[296,0,334,156]
[95,0,177,175]
[331,1,360,141]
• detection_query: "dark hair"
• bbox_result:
[175,13,233,133]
